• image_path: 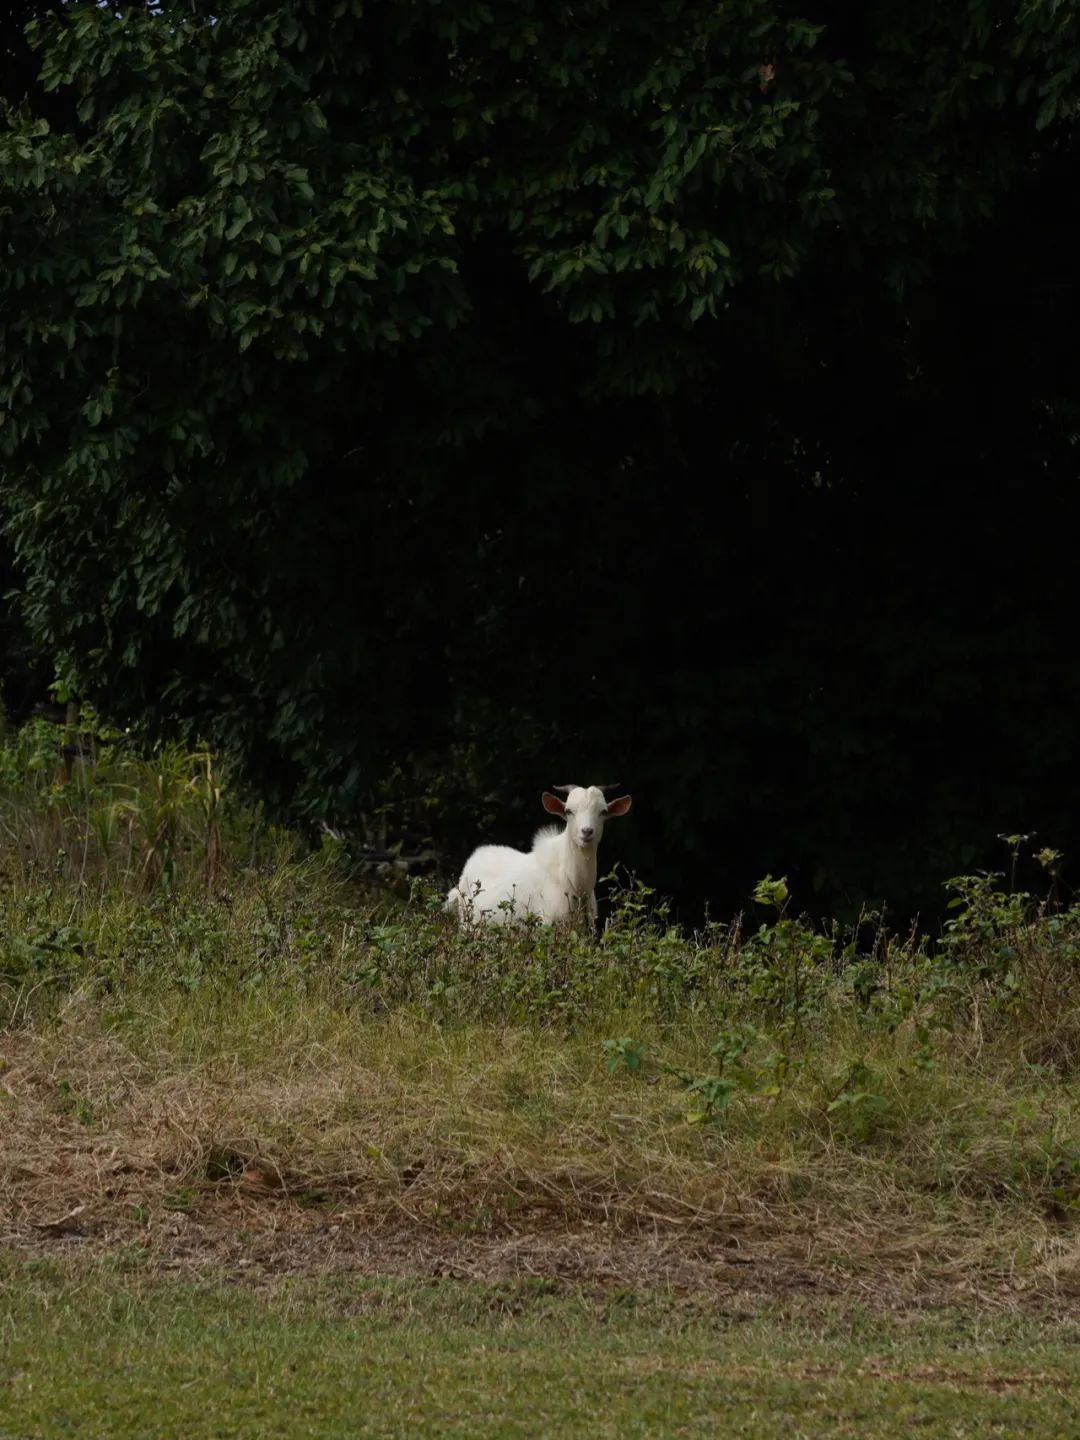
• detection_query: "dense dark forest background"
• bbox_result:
[2,1,1080,920]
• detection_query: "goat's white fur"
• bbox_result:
[445,784,632,929]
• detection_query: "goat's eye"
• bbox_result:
[564,810,574,818]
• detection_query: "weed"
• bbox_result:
[603,1037,646,1074]
[826,1059,890,1143]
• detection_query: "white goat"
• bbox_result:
[445,784,632,929]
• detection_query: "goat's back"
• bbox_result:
[453,841,566,926]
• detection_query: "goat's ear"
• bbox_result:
[541,792,566,816]
[605,795,632,818]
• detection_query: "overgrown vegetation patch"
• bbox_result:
[3,722,1080,1308]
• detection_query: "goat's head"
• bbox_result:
[541,784,632,850]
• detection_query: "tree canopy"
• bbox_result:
[3,1,1080,916]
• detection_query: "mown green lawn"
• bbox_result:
[2,1258,1078,1439]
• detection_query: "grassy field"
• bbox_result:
[4,1258,1080,1439]
[3,722,1080,1433]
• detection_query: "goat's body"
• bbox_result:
[449,826,597,929]
[447,784,631,931]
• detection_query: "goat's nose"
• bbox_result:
[580,827,595,841]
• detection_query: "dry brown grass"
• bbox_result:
[5,990,1080,1312]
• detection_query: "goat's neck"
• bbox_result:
[559,834,597,897]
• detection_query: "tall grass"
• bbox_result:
[3,715,1080,1289]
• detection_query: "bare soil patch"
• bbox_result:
[5,1194,1080,1320]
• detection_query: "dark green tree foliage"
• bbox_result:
[2,1,1080,916]
[0,1,63,720]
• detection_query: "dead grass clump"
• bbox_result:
[4,1000,1080,1311]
